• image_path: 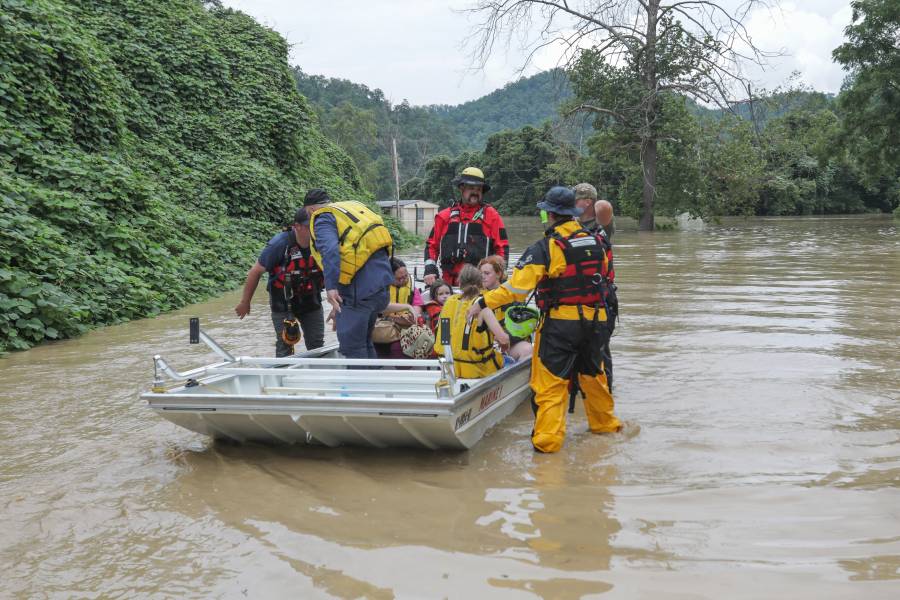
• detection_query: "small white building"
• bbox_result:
[376,200,439,236]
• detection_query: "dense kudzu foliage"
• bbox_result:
[0,0,411,353]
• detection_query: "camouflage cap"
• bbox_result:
[573,183,598,201]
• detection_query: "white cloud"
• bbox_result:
[742,1,853,93]
[223,0,854,105]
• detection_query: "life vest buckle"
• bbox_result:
[283,272,294,301]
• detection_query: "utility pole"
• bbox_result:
[391,137,400,223]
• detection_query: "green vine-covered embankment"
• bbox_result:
[0,0,409,353]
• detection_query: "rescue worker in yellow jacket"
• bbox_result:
[305,189,394,359]
[468,186,621,452]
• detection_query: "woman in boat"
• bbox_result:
[433,264,509,378]
[478,256,534,361]
[374,258,423,359]
[422,279,452,334]
[384,258,422,318]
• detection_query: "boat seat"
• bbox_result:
[279,372,441,386]
[263,385,437,398]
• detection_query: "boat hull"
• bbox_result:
[142,344,532,449]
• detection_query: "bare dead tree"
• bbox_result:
[464,0,780,230]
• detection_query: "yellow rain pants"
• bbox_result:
[531,317,620,453]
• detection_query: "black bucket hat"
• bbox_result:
[293,207,309,225]
[536,186,583,216]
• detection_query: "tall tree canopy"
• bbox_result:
[832,0,900,186]
[467,0,775,229]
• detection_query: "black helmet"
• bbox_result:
[303,188,331,206]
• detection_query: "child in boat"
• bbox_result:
[433,264,510,378]
[423,279,452,334]
[478,255,534,361]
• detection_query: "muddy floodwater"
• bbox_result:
[1,215,898,598]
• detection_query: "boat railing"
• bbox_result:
[232,356,441,369]
[151,319,461,399]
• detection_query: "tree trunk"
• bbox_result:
[640,0,659,231]
[640,137,656,231]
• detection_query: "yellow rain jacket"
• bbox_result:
[433,294,502,379]
[309,201,393,285]
[480,219,619,453]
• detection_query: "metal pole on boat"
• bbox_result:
[150,319,236,390]
[190,317,235,362]
[436,356,456,398]
[152,355,183,391]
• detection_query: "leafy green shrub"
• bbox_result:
[0,0,399,354]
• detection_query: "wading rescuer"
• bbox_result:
[468,186,621,453]
[235,207,325,357]
[304,189,394,359]
[423,167,509,287]
[574,183,618,388]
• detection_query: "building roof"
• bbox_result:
[376,199,439,209]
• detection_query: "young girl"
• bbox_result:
[433,264,509,378]
[478,256,534,361]
[423,279,452,334]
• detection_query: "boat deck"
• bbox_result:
[143,345,532,449]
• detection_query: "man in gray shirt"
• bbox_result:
[573,183,617,388]
[573,183,615,238]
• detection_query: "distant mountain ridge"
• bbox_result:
[427,69,575,149]
[295,67,835,156]
[292,66,843,208]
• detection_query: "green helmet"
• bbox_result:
[504,305,540,339]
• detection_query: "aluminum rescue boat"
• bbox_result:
[142,320,532,449]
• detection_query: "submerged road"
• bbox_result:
[1,215,898,598]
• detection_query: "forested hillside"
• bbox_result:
[402,85,896,218]
[293,68,465,200]
[0,0,405,353]
[294,63,897,221]
[292,68,586,202]
[429,69,580,150]
[315,55,899,219]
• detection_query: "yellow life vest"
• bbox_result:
[309,201,393,285]
[481,285,511,325]
[383,281,414,318]
[433,294,502,378]
[492,303,509,325]
[390,281,412,305]
[484,294,512,333]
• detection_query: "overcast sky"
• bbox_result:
[223,0,854,106]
